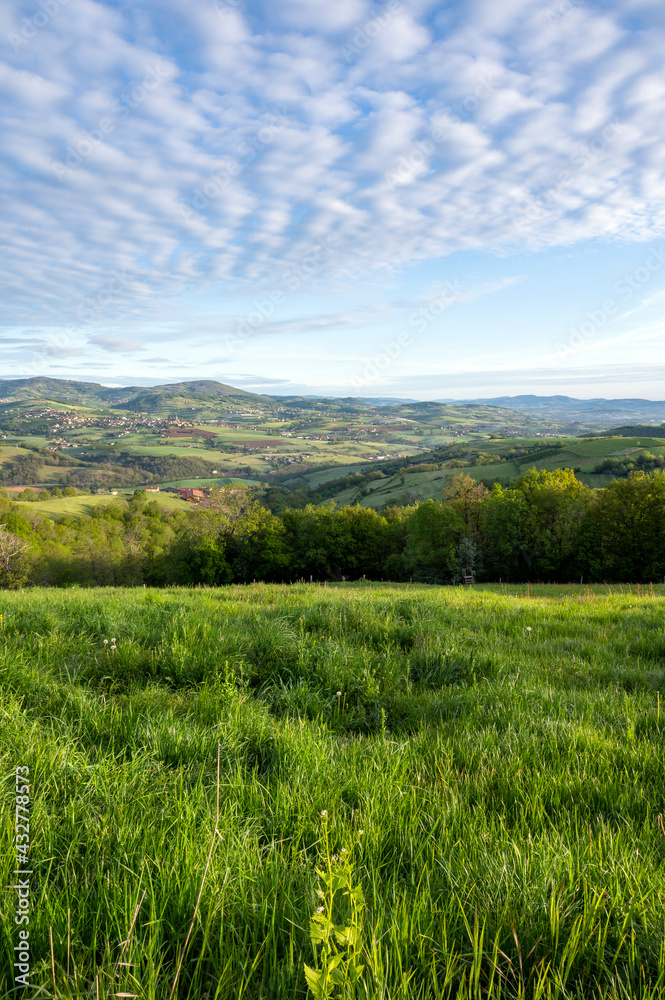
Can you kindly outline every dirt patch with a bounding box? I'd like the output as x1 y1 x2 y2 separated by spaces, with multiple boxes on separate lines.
167 428 216 439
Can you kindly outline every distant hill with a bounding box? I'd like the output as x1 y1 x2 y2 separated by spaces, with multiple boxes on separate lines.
0 378 532 424
0 377 271 413
442 395 665 424
117 380 271 413
0 377 127 406
590 424 665 438
2 378 663 429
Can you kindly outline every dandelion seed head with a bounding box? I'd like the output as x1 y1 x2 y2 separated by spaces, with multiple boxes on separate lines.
336 691 342 697
103 639 108 644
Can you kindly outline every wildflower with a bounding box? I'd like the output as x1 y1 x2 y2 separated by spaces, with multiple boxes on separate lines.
317 889 325 898
358 829 364 836
340 847 347 853
316 906 324 913
320 810 328 817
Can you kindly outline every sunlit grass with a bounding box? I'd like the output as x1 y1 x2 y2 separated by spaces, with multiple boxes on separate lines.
1 583 664 998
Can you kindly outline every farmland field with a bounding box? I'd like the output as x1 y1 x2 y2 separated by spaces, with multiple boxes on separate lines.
158 476 261 488
1 583 664 999
13 491 188 519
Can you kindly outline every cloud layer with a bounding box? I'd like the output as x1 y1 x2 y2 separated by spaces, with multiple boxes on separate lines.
2 0 665 336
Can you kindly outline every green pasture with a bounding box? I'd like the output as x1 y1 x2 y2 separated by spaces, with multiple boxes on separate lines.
118 445 231 461
3 435 51 447
159 477 261 488
17 492 186 520
568 437 665 457
0 445 26 461
212 428 295 441
296 464 375 487
1 583 664 999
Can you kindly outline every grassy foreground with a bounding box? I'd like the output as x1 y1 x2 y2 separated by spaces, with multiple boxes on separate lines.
1 582 664 999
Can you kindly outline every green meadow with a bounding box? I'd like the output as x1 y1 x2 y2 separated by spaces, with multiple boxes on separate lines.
1 583 664 999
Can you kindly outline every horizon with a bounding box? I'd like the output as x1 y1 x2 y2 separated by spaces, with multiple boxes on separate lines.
2 373 665 405
2 1 665 398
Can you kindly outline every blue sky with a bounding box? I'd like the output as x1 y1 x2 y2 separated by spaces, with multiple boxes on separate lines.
2 0 665 399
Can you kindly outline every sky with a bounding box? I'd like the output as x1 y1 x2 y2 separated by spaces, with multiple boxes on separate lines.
2 0 665 400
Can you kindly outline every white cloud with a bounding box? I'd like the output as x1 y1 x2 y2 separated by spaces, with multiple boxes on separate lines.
89 336 145 352
0 0 664 336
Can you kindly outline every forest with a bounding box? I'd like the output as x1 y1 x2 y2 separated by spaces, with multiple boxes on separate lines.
1 467 664 588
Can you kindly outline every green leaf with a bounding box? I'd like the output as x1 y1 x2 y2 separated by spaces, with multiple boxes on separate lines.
348 886 365 904
334 925 352 945
348 963 365 982
304 964 325 997
310 913 334 944
331 873 347 892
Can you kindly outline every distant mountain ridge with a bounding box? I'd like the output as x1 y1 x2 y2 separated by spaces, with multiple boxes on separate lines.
0 377 270 410
439 394 665 422
1 378 664 426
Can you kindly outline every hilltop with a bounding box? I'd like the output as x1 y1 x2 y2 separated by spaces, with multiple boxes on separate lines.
450 394 665 424
0 377 268 412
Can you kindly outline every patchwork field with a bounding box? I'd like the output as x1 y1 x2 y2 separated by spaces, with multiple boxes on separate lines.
1 583 664 998
317 436 665 508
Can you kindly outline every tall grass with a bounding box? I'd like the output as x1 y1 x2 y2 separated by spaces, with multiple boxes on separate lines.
1 582 664 998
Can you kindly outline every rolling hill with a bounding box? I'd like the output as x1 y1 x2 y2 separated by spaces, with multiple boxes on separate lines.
0 377 269 412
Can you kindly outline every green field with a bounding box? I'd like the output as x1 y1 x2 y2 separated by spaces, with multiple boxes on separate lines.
18 492 187 519
120 445 235 461
158 477 261 488
1 584 664 999
316 435 665 509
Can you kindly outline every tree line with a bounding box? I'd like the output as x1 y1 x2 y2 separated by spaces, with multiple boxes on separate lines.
0 444 253 490
0 468 664 588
